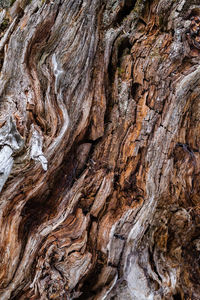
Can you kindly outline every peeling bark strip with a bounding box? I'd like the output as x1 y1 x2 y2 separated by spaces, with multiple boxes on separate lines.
0 0 200 299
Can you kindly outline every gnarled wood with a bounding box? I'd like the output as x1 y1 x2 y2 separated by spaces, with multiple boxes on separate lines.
0 0 199 299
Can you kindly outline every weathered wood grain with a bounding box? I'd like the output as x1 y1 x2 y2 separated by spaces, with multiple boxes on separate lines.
0 0 199 299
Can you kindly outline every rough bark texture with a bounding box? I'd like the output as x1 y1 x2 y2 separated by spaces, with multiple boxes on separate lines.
0 0 199 299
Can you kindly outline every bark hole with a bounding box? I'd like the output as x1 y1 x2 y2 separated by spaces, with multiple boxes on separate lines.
113 0 137 26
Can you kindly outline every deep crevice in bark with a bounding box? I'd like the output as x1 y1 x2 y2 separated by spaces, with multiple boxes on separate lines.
113 0 137 27
0 0 200 299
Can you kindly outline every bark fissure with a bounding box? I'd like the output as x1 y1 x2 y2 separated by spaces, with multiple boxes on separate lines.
0 0 199 299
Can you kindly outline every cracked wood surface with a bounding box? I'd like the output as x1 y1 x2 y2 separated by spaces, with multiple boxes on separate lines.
0 0 199 299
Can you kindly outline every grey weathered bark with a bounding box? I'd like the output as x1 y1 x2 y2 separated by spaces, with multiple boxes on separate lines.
0 0 200 299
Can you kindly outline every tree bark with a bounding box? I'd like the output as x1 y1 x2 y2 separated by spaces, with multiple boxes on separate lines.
0 0 199 299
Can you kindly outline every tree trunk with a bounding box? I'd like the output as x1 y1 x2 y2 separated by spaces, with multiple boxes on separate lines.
0 0 199 299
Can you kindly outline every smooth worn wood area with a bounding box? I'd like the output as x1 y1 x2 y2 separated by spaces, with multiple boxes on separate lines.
0 0 199 299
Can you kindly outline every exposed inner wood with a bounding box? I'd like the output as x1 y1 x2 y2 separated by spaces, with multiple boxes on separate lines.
0 0 199 299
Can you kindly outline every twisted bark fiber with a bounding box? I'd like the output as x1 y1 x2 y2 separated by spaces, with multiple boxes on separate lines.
0 0 199 299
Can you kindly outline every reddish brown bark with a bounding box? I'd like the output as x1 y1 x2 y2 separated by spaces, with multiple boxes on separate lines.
0 0 199 299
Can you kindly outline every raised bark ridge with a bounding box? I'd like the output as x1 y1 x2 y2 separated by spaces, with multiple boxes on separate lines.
0 0 199 299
